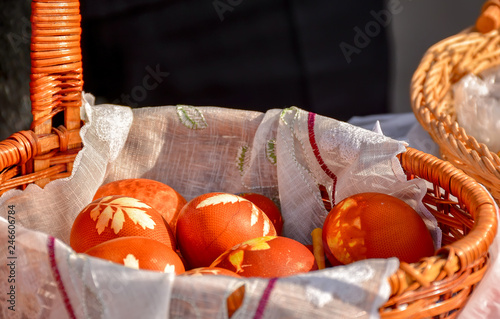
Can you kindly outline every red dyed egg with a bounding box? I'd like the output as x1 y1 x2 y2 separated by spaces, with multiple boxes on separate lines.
322 192 435 265
85 236 185 274
181 267 241 278
70 195 176 253
176 192 277 269
210 236 317 278
93 178 187 234
238 193 283 235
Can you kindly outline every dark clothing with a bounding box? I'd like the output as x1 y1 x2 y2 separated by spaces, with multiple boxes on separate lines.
81 0 390 121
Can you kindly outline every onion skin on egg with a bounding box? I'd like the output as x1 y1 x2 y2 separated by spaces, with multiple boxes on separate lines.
176 192 277 269
210 236 317 278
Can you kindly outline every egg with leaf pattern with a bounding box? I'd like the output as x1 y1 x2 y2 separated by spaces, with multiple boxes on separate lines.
176 192 277 269
210 236 317 278
93 178 187 235
70 195 176 253
322 192 435 265
85 236 185 274
237 193 283 235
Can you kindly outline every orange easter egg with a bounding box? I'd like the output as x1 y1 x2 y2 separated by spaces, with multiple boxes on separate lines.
93 178 186 234
210 236 317 278
322 192 435 265
85 236 185 274
176 192 277 269
70 195 176 253
238 193 283 235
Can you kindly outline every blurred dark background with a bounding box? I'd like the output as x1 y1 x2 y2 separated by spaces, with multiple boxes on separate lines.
0 0 483 140
0 0 32 140
80 0 390 121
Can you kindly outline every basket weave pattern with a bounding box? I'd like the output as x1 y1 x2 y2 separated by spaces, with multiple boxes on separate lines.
0 0 83 195
411 24 500 202
0 1 497 318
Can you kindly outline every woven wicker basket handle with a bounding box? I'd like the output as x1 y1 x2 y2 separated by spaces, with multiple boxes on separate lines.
30 0 83 133
477 0 500 33
0 0 82 188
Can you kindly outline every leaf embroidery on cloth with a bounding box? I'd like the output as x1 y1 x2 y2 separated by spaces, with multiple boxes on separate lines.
236 145 249 175
266 139 277 165
176 105 208 129
89 196 156 235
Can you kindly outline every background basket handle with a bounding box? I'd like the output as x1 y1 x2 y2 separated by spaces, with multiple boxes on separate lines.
476 0 500 33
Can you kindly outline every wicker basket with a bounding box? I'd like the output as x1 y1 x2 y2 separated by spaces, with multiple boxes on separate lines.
411 1 500 203
0 1 497 318
0 0 83 195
